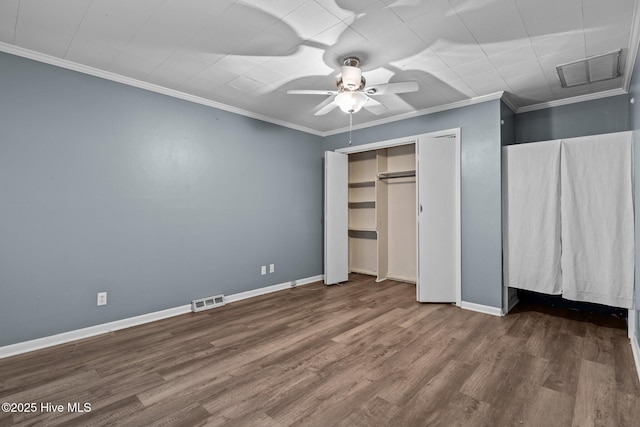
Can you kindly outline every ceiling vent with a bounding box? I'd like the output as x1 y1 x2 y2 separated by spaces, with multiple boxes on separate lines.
556 50 622 88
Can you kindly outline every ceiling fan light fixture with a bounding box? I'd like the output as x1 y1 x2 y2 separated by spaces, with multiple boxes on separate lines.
336 91 368 113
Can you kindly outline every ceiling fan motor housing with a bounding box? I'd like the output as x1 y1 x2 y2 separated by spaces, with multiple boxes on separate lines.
339 67 366 91
339 57 365 91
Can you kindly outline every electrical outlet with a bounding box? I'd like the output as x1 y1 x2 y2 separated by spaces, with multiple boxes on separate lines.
269 264 275 273
97 292 107 306
261 265 266 275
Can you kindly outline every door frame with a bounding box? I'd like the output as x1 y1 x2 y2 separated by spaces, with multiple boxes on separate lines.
336 128 461 307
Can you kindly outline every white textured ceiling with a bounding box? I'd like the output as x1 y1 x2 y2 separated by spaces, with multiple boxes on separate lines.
0 0 638 134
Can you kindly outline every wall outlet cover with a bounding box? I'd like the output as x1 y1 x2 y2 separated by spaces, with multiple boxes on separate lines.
97 292 107 306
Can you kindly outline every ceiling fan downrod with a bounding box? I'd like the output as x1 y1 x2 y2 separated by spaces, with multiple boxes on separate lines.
343 57 360 68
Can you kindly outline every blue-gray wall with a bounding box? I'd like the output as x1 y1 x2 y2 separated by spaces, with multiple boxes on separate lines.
515 94 631 144
0 52 324 346
324 101 504 309
501 101 515 146
629 45 640 341
4 43 637 349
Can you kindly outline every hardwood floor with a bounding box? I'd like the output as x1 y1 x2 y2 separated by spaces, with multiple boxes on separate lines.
1 274 638 426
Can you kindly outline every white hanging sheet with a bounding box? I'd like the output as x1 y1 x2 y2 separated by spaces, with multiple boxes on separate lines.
560 132 634 309
503 140 562 295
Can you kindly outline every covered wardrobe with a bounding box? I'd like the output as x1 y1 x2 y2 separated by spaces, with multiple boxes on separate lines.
502 131 635 314
324 130 461 304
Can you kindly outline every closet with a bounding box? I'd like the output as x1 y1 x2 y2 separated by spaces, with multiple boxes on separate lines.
324 130 462 305
502 131 634 311
348 145 417 282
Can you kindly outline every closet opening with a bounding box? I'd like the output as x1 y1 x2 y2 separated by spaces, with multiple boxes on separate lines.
325 129 461 306
348 144 417 284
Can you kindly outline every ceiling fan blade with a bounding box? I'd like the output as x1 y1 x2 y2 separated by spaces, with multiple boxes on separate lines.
287 89 337 95
365 81 419 95
314 97 338 116
363 97 389 115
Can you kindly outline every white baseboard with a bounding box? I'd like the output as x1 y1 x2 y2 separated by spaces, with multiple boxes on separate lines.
224 275 322 303
624 309 639 384
0 274 324 359
632 333 640 385
0 305 191 360
461 301 504 317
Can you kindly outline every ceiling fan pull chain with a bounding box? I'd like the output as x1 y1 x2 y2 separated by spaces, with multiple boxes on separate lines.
349 112 353 146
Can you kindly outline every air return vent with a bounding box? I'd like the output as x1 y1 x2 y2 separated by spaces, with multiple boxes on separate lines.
191 294 225 312
556 50 621 88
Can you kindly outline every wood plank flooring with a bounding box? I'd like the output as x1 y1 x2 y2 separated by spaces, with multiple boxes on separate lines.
1 274 638 426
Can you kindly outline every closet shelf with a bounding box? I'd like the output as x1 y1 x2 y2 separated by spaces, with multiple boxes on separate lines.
348 180 376 187
378 170 416 179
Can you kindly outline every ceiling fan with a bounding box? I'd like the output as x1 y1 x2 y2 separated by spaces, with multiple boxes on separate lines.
287 57 419 116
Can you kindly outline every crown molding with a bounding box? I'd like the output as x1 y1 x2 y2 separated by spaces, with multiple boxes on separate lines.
500 92 520 113
623 0 640 91
0 42 325 137
516 88 629 114
0 42 504 137
3 38 637 136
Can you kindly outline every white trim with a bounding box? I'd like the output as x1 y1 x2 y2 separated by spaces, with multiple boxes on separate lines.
629 308 637 389
0 274 323 359
295 275 324 286
4 36 639 136
516 88 628 114
460 301 504 317
453 129 462 308
336 136 417 154
224 275 322 303
632 332 640 385
0 42 324 137
335 129 462 308
336 127 459 154
501 92 520 113
623 0 640 92
0 305 191 359
0 43 505 138
324 93 505 137
0 43 504 138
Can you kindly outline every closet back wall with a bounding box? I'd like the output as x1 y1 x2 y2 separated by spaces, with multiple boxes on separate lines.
0 52 324 347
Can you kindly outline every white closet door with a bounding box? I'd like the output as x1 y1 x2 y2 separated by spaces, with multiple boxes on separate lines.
324 151 349 285
416 137 458 302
